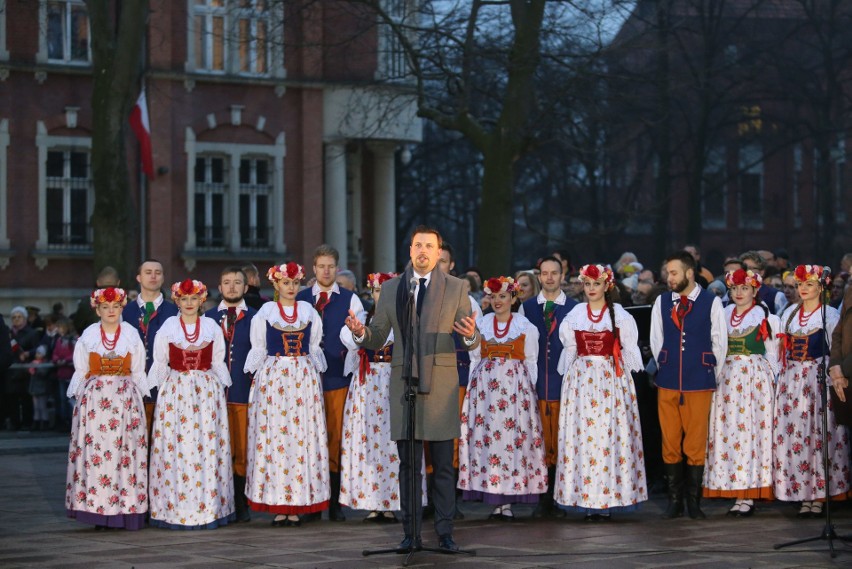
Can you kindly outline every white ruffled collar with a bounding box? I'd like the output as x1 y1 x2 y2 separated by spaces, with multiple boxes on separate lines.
259 300 316 329
479 312 531 342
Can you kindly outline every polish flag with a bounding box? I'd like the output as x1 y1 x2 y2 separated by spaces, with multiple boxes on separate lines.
129 88 154 179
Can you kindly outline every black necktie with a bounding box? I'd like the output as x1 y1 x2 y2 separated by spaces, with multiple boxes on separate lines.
416 278 427 317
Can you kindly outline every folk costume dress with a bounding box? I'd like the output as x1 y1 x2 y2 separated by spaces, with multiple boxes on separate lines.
339 326 402 511
554 303 646 513
65 322 149 529
773 304 851 501
243 300 330 514
146 316 235 529
704 306 780 500
457 313 547 505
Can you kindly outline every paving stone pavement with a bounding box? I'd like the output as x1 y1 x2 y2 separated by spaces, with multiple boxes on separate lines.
1 431 851 568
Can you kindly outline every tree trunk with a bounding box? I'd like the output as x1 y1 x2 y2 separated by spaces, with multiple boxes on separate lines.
86 0 148 283
476 141 515 277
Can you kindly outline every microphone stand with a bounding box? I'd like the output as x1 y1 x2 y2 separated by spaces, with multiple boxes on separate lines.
775 293 852 558
363 278 474 566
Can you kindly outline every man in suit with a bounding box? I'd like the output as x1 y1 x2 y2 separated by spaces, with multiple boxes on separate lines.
345 226 479 552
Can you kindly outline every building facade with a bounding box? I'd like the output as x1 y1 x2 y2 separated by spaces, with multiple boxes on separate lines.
0 0 421 313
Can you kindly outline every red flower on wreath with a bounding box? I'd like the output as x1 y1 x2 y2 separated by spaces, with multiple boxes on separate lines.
180 279 195 294
584 264 600 280
485 278 503 294
794 265 808 282
285 262 300 280
103 288 117 302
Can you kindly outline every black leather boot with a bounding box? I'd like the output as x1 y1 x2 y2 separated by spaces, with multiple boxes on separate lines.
685 464 707 519
234 475 251 522
661 462 684 519
329 471 346 521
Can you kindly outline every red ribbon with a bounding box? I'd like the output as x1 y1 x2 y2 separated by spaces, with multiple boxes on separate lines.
612 338 624 377
357 349 370 385
756 319 770 342
776 332 788 368
670 297 692 330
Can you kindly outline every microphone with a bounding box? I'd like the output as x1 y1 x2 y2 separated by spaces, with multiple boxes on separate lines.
823 266 833 287
409 277 419 296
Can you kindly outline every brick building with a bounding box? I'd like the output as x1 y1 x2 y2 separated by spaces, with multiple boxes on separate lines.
0 0 421 313
604 0 852 274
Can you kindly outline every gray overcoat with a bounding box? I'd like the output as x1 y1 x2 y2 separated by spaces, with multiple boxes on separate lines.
358 266 479 441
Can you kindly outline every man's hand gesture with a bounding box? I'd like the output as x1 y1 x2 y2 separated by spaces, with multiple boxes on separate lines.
345 309 366 338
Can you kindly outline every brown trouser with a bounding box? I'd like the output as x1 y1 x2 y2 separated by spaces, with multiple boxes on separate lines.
658 388 713 465
144 400 156 442
228 402 248 477
453 386 467 469
538 400 561 468
324 387 348 473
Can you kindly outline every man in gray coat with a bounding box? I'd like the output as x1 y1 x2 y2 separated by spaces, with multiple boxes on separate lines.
346 226 479 552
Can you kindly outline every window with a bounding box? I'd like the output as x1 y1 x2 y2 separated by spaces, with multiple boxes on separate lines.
0 0 9 61
702 146 727 229
35 122 93 252
188 0 283 77
41 0 90 65
238 157 271 249
183 129 286 263
376 0 412 81
194 155 228 248
738 143 763 228
0 119 9 269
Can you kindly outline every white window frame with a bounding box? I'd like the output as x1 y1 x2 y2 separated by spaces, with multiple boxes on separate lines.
185 0 285 78
34 121 94 251
0 0 9 61
376 0 413 82
37 0 92 66
701 146 727 229
183 128 286 258
738 143 764 230
237 155 274 250
0 119 10 269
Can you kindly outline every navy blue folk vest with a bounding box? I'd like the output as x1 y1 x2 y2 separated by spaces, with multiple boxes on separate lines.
296 288 353 391
123 299 179 402
656 289 717 392
522 296 577 401
205 305 256 404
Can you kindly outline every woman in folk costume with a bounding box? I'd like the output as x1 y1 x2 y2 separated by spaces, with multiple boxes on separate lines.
457 276 547 521
704 269 780 517
244 262 329 527
339 272 402 522
774 265 850 518
554 264 646 520
147 279 235 529
65 287 149 529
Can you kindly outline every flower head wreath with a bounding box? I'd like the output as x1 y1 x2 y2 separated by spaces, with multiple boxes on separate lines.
579 264 615 290
171 279 208 301
267 262 305 284
725 268 762 290
483 276 518 296
90 287 128 308
794 264 831 287
366 272 398 290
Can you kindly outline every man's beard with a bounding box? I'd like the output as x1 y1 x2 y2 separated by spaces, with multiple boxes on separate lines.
671 277 690 293
222 292 244 304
